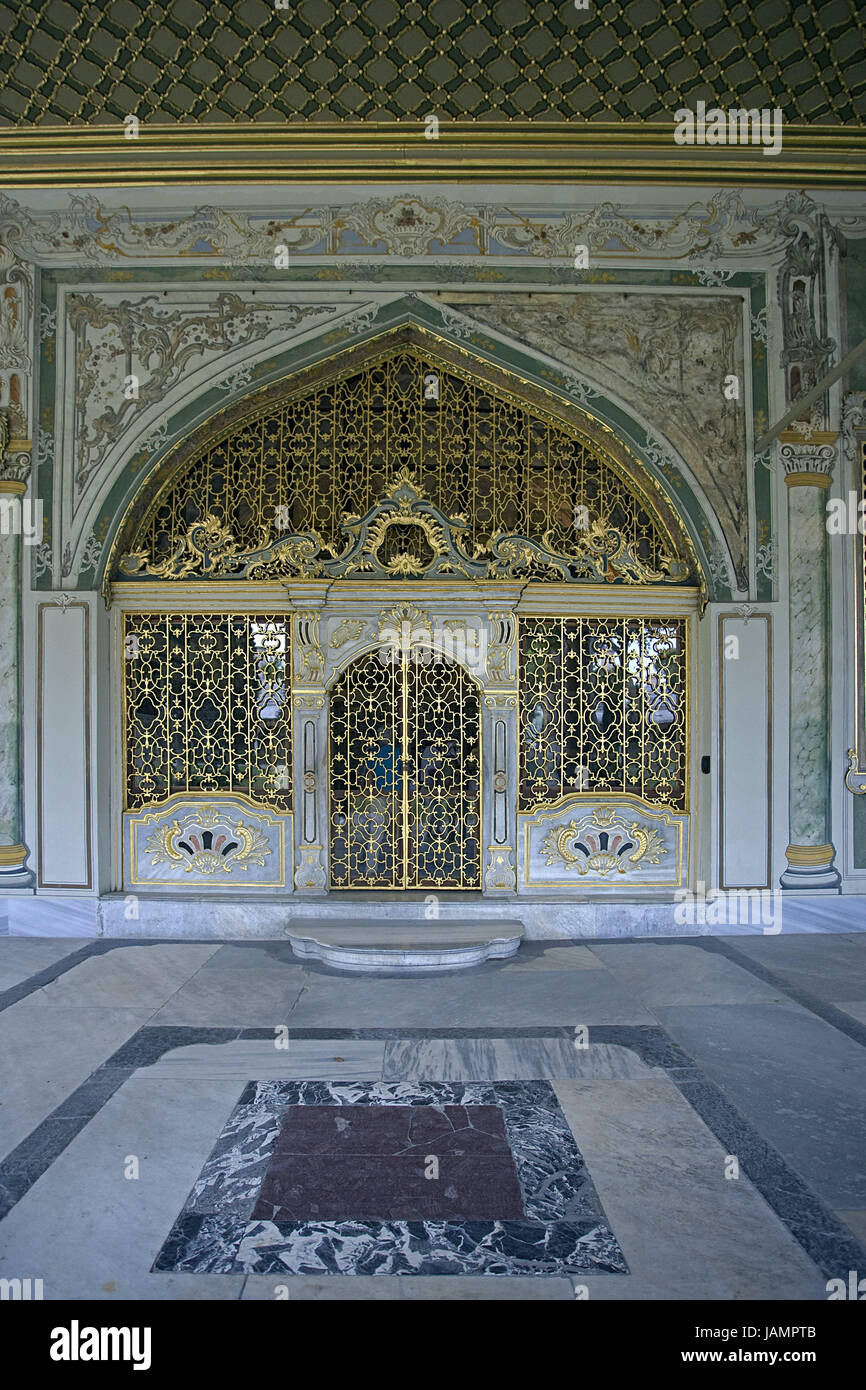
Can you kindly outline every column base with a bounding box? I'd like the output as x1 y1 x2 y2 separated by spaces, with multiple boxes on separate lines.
293 845 328 894
780 843 841 891
0 844 34 887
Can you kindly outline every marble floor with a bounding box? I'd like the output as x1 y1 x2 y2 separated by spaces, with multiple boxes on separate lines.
1 931 865 1300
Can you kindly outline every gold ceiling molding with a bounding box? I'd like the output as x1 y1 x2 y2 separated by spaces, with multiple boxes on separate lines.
1 124 864 188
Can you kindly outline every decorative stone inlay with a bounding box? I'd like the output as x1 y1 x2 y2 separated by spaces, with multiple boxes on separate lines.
521 796 686 891
541 806 667 877
145 806 271 876
153 1079 627 1278
124 796 288 889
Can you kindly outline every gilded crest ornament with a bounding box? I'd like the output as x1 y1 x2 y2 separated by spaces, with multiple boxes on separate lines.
145 805 272 875
111 345 694 591
541 807 668 877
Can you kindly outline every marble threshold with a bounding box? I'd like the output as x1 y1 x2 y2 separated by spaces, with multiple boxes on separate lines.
1 892 865 939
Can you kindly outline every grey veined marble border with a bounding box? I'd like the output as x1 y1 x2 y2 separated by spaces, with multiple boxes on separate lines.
152 1080 629 1278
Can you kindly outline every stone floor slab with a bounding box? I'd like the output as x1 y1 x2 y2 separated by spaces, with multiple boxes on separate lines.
381 1038 655 1081
0 1073 247 1300
725 933 866 1002
655 1001 866 1209
16 944 222 1009
589 941 799 1008
553 1078 826 1299
0 939 95 992
286 970 655 1028
0 1003 153 1162
147 1039 387 1080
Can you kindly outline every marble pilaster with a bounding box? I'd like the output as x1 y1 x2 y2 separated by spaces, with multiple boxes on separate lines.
0 445 34 884
286 586 330 894
779 434 840 890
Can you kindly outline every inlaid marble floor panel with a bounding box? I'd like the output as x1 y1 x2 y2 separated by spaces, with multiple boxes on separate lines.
555 1078 827 1301
1 933 864 1300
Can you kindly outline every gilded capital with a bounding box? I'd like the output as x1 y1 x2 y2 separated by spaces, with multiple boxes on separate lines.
0 413 31 486
779 438 836 488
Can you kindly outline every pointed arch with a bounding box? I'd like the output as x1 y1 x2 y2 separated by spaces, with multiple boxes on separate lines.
103 325 703 598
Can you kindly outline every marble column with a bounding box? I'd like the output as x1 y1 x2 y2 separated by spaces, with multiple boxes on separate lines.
0 438 34 885
779 434 841 890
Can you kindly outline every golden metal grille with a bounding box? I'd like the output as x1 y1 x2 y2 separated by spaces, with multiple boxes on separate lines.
123 612 291 811
329 646 481 890
119 347 682 585
519 616 688 812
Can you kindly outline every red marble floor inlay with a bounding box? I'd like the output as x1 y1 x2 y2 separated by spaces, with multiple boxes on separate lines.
251 1104 526 1222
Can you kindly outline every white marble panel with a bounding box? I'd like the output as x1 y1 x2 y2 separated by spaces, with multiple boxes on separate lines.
719 615 771 888
37 602 91 888
7 896 99 936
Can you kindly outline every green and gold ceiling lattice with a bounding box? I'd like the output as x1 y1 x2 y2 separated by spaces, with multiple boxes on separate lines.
0 0 863 127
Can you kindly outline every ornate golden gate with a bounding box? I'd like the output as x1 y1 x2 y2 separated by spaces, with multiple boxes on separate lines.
328 647 481 890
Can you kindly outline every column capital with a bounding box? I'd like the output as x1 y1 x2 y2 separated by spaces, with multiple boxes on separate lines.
0 425 32 486
779 435 837 488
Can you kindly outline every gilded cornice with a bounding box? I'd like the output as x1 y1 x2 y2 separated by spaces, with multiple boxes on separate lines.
0 124 864 189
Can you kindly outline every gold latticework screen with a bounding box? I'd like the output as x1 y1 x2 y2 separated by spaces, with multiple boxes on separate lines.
519 617 688 812
329 647 481 890
119 347 680 583
123 613 291 810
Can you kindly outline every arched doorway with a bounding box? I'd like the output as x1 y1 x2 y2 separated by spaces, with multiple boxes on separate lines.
329 646 481 890
110 328 701 899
